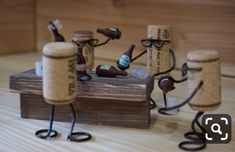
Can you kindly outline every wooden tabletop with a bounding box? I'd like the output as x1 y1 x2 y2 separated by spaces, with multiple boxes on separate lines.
0 52 234 152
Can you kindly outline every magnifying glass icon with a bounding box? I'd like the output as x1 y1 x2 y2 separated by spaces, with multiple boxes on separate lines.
211 123 222 135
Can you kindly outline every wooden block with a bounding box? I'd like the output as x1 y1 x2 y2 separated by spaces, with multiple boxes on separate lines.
10 69 154 128
0 0 35 54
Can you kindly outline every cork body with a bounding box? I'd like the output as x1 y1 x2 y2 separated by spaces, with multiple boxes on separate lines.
73 31 94 70
42 42 77 105
147 25 171 78
187 50 221 111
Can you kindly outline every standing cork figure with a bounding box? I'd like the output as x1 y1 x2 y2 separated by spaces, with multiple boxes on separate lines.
157 50 221 151
178 50 221 151
142 25 173 78
35 42 92 142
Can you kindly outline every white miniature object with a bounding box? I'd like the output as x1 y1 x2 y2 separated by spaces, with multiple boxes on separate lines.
131 68 150 80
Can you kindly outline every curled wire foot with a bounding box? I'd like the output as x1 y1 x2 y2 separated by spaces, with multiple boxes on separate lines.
68 132 92 142
157 93 179 115
158 108 175 115
35 129 58 139
68 104 92 142
35 105 58 139
178 140 206 151
178 111 207 151
179 132 206 151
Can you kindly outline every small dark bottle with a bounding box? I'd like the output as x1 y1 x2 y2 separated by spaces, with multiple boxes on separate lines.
96 28 121 40
117 44 135 71
96 64 127 77
76 47 91 81
48 20 65 42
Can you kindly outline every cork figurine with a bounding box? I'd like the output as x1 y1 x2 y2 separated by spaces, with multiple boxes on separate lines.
141 25 175 78
35 42 92 142
121 25 176 78
73 31 96 71
72 28 122 72
114 26 176 110
157 50 221 151
178 50 221 151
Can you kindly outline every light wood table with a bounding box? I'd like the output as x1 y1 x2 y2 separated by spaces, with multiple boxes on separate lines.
0 52 234 152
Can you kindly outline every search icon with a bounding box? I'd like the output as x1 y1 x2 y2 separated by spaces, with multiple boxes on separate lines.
211 123 222 135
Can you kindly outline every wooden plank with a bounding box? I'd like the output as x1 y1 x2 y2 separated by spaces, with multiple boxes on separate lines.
20 93 150 128
36 0 235 72
10 69 153 128
10 69 154 102
0 0 35 54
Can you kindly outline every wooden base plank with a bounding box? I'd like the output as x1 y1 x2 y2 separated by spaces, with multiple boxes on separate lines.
11 69 154 128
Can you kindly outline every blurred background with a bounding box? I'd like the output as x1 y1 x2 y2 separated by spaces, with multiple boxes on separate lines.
0 0 234 74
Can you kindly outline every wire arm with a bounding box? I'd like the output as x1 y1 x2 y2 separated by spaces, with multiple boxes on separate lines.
94 37 112 47
158 81 203 113
131 49 147 63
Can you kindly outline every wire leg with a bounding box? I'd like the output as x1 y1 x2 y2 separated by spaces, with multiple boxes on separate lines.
163 93 167 107
158 93 176 115
150 97 157 110
178 111 206 151
35 105 58 139
67 104 92 142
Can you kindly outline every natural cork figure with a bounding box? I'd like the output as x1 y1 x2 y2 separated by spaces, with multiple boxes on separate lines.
35 42 92 142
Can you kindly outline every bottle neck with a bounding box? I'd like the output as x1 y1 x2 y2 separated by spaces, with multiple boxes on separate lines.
125 44 135 58
77 47 83 55
77 47 86 64
51 28 59 36
125 49 133 58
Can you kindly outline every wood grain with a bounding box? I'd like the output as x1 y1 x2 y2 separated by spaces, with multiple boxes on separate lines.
20 93 150 128
10 69 154 101
0 0 35 54
10 69 154 128
36 0 235 72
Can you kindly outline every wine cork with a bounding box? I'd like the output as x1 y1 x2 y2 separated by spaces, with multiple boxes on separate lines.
73 31 94 70
42 42 77 105
187 50 221 111
147 25 171 78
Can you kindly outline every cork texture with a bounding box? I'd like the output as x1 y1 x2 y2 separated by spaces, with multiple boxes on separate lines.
187 50 219 61
147 25 171 77
187 50 221 111
73 30 94 70
42 42 77 57
42 42 77 105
